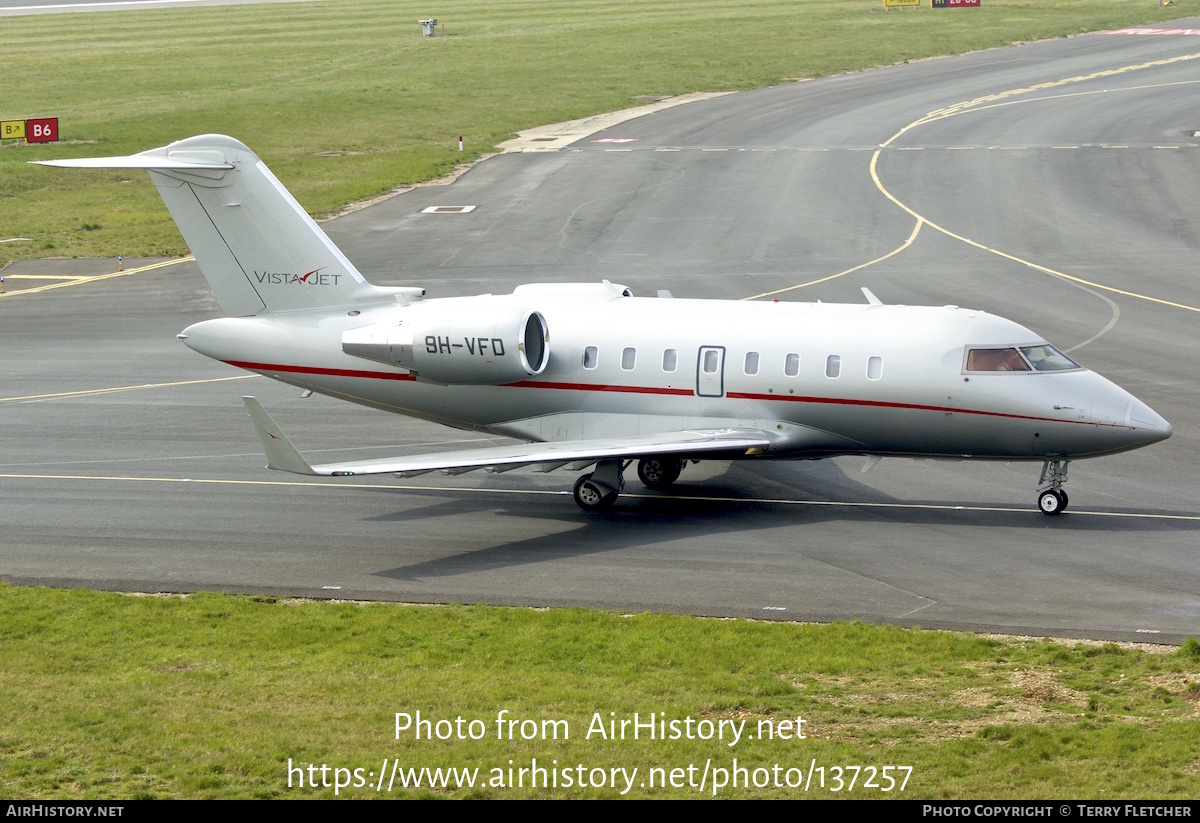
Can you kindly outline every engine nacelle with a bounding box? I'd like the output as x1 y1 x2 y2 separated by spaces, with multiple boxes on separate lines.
342 305 549 384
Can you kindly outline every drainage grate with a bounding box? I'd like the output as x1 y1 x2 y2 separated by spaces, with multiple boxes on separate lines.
420 205 477 214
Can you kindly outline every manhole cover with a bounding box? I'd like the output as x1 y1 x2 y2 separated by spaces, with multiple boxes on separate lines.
420 205 477 214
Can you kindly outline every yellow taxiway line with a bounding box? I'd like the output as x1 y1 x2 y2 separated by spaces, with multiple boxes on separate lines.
869 53 1200 315
0 256 194 298
741 218 923 301
0 374 258 405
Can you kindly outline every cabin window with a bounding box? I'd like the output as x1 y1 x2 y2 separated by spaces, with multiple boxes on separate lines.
662 349 677 372
622 347 636 370
744 352 759 375
825 355 841 378
867 356 883 381
785 353 800 376
583 346 598 370
703 349 720 374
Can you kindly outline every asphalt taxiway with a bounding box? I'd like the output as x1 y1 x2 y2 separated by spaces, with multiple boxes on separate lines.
3 23 1199 642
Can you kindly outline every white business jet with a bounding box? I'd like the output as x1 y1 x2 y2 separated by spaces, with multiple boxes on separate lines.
37 135 1172 513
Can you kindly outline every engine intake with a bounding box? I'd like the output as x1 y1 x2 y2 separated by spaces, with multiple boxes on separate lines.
342 305 549 384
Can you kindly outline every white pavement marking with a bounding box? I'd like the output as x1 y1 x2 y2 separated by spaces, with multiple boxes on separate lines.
2 472 1198 521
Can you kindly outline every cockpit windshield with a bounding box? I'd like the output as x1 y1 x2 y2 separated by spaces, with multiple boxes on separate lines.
965 344 1079 373
1019 344 1079 371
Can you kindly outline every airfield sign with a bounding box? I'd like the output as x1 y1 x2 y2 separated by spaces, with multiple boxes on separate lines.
1 117 59 144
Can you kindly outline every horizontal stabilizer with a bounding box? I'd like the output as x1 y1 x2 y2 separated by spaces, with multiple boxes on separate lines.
241 397 772 478
34 156 233 170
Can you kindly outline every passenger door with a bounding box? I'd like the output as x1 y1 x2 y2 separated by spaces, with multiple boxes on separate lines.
696 346 726 398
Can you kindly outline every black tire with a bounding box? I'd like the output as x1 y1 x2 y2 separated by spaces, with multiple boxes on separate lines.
1038 489 1065 516
637 457 682 490
574 474 617 511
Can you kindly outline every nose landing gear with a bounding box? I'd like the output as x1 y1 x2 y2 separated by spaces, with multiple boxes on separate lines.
1037 459 1070 515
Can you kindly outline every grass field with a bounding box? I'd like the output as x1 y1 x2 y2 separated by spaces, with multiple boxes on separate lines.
1 0 1198 267
1 586 1198 799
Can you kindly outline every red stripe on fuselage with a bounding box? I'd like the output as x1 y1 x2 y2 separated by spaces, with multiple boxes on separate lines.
223 360 417 381
221 360 1123 429
502 379 693 395
726 391 1107 428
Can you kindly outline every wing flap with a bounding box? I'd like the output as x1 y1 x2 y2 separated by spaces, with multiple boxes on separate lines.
242 397 771 478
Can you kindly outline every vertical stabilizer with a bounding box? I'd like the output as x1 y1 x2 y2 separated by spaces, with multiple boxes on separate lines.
35 134 386 316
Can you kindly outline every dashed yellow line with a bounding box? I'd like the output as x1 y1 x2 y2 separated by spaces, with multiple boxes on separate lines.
908 53 1200 128
0 256 195 297
0 374 259 405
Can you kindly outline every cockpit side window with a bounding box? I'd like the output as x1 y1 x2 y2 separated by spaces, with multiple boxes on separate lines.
965 347 1031 372
964 345 1080 373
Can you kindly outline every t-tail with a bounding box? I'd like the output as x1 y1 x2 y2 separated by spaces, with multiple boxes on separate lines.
35 134 406 316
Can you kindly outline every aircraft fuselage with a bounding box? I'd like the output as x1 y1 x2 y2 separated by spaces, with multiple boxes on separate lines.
180 291 1170 463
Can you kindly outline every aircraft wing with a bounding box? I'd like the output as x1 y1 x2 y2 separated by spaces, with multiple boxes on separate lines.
242 397 771 478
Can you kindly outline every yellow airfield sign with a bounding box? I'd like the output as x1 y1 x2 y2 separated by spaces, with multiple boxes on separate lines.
2 120 26 139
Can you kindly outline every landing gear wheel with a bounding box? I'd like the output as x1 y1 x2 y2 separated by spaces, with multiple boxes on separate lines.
1038 489 1066 516
637 457 683 490
574 474 617 511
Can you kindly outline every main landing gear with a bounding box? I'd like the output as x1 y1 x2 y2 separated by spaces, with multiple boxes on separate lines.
572 460 624 511
1037 459 1070 516
636 457 685 490
572 457 689 510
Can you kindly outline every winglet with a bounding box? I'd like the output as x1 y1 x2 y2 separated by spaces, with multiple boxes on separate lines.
241 397 318 475
861 287 883 307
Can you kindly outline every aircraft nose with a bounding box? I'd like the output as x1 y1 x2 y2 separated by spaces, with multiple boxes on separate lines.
1126 398 1172 445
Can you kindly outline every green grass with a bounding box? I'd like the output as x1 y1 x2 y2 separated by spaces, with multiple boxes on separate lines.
1 0 1197 267
1 585 1198 798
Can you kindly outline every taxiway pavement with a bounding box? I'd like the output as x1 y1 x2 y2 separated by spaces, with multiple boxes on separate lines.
3 23 1199 642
